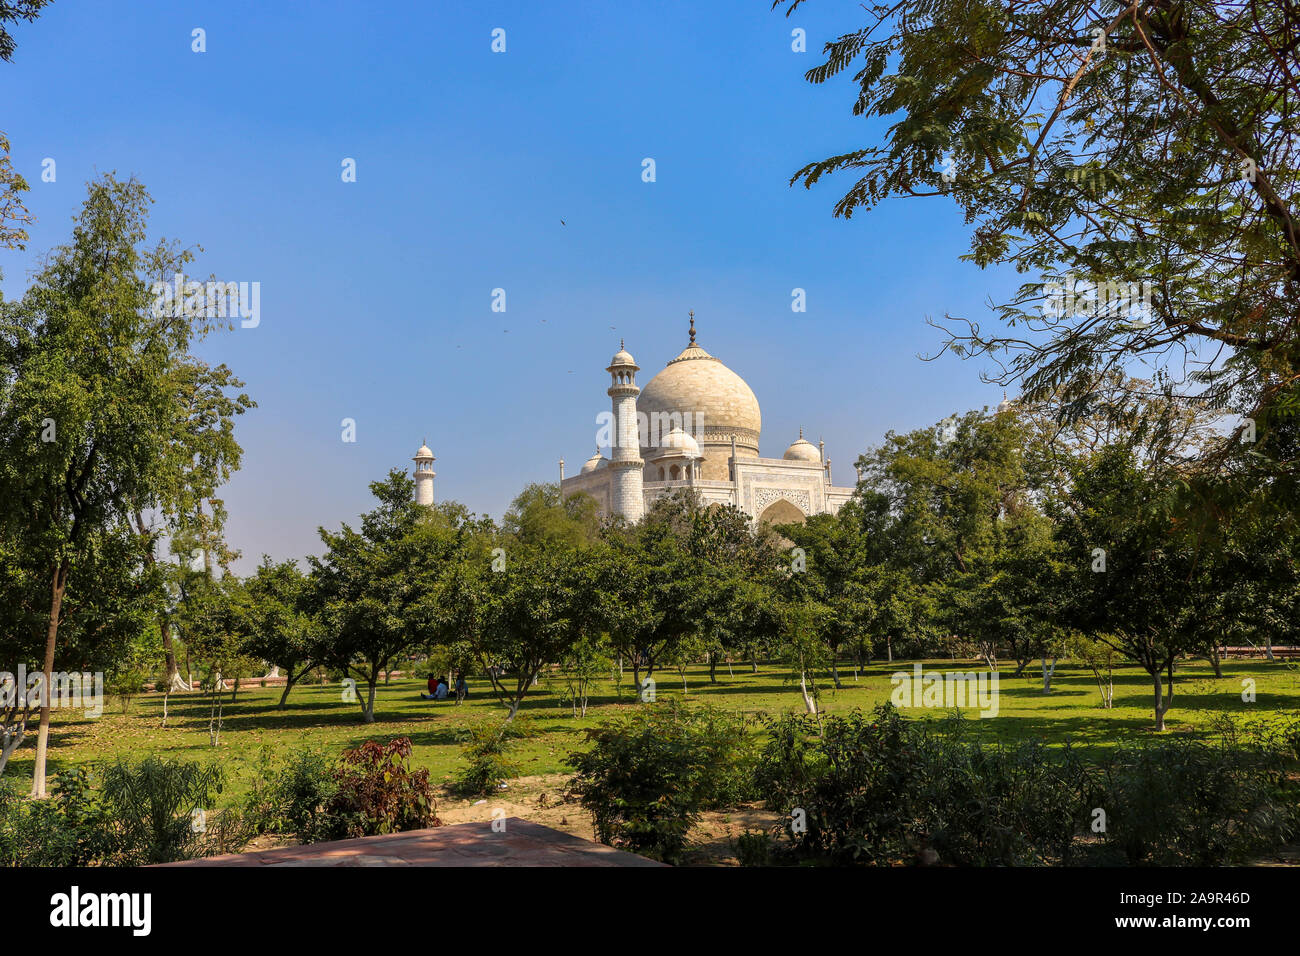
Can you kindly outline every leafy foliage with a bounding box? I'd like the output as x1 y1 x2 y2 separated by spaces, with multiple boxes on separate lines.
778 0 1300 479
313 737 437 841
566 702 757 863
754 703 1300 866
452 719 527 797
98 756 244 864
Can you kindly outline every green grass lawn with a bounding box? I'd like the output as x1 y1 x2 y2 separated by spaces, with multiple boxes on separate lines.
9 657 1300 804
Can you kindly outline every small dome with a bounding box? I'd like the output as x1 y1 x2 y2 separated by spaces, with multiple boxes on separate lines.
580 449 609 474
414 443 434 460
608 341 637 369
654 426 700 459
783 434 821 462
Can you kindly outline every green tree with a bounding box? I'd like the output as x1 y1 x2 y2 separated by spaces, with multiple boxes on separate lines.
477 544 595 722
781 511 876 687
1054 446 1204 730
0 2 50 250
131 356 252 690
0 131 31 251
0 1 49 62
780 0 1298 477
0 174 250 795
239 558 322 707
308 471 443 722
503 482 600 549
0 524 157 774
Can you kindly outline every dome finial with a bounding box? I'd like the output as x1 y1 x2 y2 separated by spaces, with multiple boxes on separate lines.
620 337 624 350
688 310 696 345
799 425 803 439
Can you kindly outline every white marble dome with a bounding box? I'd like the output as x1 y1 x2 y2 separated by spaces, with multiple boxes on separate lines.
638 343 761 442
608 344 637 368
654 425 701 459
783 434 821 462
580 449 609 474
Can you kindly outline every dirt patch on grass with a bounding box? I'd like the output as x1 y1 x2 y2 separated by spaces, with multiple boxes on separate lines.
435 774 598 841
434 774 783 865
679 805 785 866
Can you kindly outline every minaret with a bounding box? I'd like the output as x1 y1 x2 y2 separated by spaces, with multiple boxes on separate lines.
558 458 565 482
606 340 644 522
412 440 436 506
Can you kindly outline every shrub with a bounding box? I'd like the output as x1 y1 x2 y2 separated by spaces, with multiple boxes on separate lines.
754 703 1300 867
566 701 758 864
453 720 526 797
1097 735 1300 866
0 767 117 866
99 756 246 864
313 737 437 841
911 735 1097 866
756 705 1101 865
734 829 780 867
241 748 339 839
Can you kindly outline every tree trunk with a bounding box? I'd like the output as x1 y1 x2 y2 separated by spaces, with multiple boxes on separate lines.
799 671 817 715
0 705 33 776
1153 672 1165 731
30 559 69 798
133 512 185 689
830 652 842 689
886 635 893 663
708 655 717 683
160 616 184 688
1208 643 1223 677
362 678 378 723
1152 665 1173 731
278 675 297 708
1041 656 1057 694
208 688 224 746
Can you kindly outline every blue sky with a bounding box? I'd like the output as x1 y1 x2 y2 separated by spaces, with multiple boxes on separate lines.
1 0 1020 572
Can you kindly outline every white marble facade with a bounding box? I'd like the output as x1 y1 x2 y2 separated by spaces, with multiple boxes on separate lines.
558 315 856 525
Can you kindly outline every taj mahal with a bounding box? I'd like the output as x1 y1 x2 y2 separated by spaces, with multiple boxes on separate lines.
412 313 855 526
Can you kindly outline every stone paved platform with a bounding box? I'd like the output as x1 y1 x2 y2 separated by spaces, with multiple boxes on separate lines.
157 818 665 867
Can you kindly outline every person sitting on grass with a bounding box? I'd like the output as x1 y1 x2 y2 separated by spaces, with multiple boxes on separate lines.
433 678 449 700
